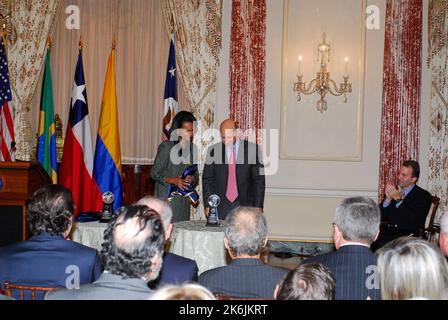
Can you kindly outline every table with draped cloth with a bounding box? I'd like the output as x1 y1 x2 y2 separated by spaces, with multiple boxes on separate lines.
169 220 229 274
72 220 229 274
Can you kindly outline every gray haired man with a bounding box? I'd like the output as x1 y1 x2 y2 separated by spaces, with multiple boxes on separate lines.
303 197 381 300
199 207 287 299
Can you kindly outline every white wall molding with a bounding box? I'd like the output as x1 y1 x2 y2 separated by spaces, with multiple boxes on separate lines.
266 186 378 198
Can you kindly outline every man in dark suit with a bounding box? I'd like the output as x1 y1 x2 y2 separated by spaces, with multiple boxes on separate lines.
46 205 165 300
304 197 381 300
372 160 432 251
0 185 102 300
202 119 265 220
137 196 198 287
199 207 287 299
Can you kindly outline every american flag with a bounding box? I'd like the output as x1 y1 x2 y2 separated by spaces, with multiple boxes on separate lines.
0 37 15 161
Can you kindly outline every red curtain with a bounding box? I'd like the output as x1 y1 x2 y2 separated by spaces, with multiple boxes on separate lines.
229 0 266 143
378 0 423 201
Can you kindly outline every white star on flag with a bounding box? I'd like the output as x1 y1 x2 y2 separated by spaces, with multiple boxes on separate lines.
72 83 86 107
169 66 176 78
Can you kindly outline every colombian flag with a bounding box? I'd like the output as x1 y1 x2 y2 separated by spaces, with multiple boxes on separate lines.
93 47 123 211
37 49 57 183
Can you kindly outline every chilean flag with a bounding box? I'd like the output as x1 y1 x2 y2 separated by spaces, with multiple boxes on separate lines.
59 48 102 215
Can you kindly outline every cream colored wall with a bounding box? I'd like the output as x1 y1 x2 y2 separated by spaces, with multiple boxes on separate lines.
217 0 431 242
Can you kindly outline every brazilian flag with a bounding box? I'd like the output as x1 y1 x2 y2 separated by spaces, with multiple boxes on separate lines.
36 48 57 183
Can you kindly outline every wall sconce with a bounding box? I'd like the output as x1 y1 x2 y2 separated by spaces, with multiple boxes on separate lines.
293 33 352 113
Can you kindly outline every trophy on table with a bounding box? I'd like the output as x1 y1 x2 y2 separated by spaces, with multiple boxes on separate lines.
99 191 115 223
206 194 220 227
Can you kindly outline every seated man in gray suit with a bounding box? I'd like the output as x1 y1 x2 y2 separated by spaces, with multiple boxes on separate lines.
137 196 199 287
303 197 381 300
46 205 165 300
199 207 287 299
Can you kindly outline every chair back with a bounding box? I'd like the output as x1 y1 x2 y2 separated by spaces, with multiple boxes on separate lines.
215 293 270 300
4 282 55 300
422 196 440 243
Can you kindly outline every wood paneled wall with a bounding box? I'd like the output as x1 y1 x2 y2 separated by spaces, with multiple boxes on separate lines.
122 164 155 204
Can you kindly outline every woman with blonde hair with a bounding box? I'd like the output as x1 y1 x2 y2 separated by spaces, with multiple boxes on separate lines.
150 283 216 300
377 237 448 300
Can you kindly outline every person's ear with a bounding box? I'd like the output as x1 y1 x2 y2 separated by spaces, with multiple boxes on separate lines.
411 176 418 184
440 233 448 256
224 238 230 251
165 223 173 241
274 284 280 299
64 217 73 239
262 237 268 248
148 253 162 281
372 229 380 242
333 224 342 248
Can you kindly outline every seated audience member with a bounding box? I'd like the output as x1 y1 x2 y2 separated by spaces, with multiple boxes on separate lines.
439 213 448 258
199 207 287 299
0 185 102 299
150 284 215 300
377 237 448 300
275 263 335 300
372 160 432 251
137 196 199 287
46 205 165 300
303 197 381 300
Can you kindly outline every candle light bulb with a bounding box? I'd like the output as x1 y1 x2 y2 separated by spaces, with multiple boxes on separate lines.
344 57 349 77
298 56 303 76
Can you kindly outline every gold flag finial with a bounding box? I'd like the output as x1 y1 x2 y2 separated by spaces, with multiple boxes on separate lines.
79 35 83 50
47 36 52 50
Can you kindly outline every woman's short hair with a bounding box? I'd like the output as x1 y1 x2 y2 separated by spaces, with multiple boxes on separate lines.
167 111 197 139
150 284 216 300
27 185 74 236
276 263 335 300
377 237 448 300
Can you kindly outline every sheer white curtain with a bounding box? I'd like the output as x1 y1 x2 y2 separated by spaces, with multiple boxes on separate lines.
31 0 189 164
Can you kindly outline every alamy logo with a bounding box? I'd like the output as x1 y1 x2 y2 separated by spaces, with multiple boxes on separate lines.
366 5 381 30
65 265 80 290
65 5 80 30
365 265 380 290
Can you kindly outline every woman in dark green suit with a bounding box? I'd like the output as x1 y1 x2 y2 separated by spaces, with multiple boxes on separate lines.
151 111 199 222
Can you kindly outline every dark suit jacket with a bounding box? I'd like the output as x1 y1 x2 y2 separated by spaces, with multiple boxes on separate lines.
149 252 198 288
304 245 381 300
0 233 102 299
202 140 265 217
45 273 152 300
380 184 432 234
198 258 288 299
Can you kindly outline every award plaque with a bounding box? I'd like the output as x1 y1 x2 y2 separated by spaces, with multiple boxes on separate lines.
99 191 115 223
206 194 220 227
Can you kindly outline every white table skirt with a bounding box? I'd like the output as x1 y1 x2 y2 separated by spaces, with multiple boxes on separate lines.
72 219 229 275
71 221 107 252
169 220 229 275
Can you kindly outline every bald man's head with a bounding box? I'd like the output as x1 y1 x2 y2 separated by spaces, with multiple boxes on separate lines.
220 119 238 146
